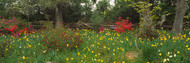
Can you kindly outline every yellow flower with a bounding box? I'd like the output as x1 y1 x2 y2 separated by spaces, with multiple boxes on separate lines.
177 51 180 54
71 57 73 60
98 59 100 61
112 43 115 45
23 56 26 60
168 36 170 38
95 54 97 57
147 62 150 63
28 44 31 48
161 27 164 29
26 38 29 42
66 58 69 61
159 53 162 56
160 43 163 45
113 53 115 55
101 60 103 62
173 41 176 42
108 47 110 50
117 47 119 50
92 51 94 53
84 55 86 58
122 61 125 63
81 60 83 62
188 48 190 50
6 48 8 51
67 44 69 47
113 49 115 52
122 49 124 51
76 33 79 35
91 44 94 47
78 52 80 55
164 38 167 41
151 44 154 47
126 38 129 41
186 45 189 48
98 53 100 55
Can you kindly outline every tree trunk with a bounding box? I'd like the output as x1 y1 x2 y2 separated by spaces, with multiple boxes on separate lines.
55 3 63 28
172 0 189 34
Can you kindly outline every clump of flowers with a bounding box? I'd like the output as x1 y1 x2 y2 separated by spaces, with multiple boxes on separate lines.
115 17 133 33
0 17 33 37
42 25 83 51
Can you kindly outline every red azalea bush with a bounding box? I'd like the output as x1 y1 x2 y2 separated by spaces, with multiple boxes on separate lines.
42 26 83 51
115 17 133 33
0 17 33 37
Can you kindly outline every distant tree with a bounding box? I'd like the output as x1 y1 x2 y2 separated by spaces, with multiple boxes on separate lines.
0 0 16 18
37 0 70 28
172 0 189 34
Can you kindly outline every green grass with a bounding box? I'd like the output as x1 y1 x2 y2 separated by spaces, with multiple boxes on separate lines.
0 29 190 63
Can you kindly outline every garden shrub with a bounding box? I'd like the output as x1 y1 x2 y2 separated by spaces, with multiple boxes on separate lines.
39 21 54 30
42 26 83 51
115 17 133 33
90 11 105 32
138 28 159 40
0 17 31 36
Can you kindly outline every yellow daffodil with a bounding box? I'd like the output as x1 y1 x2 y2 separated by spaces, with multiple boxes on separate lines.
186 45 189 48
159 53 162 56
23 56 26 60
84 55 86 58
67 44 69 47
101 60 103 62
92 51 94 53
177 51 180 54
71 57 73 60
78 52 80 55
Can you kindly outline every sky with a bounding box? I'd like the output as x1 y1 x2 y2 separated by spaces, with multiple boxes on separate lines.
92 0 115 10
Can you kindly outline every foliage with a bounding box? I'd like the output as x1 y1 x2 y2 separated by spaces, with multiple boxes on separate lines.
39 21 54 30
129 1 161 39
96 0 110 13
90 11 105 32
106 0 140 23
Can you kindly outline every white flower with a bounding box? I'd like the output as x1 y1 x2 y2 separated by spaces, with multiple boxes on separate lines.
174 54 176 57
169 55 173 58
158 50 161 52
120 41 123 43
19 46 22 48
163 58 167 62
43 50 46 53
167 58 169 61
167 52 170 54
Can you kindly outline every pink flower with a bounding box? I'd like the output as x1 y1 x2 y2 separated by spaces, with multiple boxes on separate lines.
99 26 104 31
